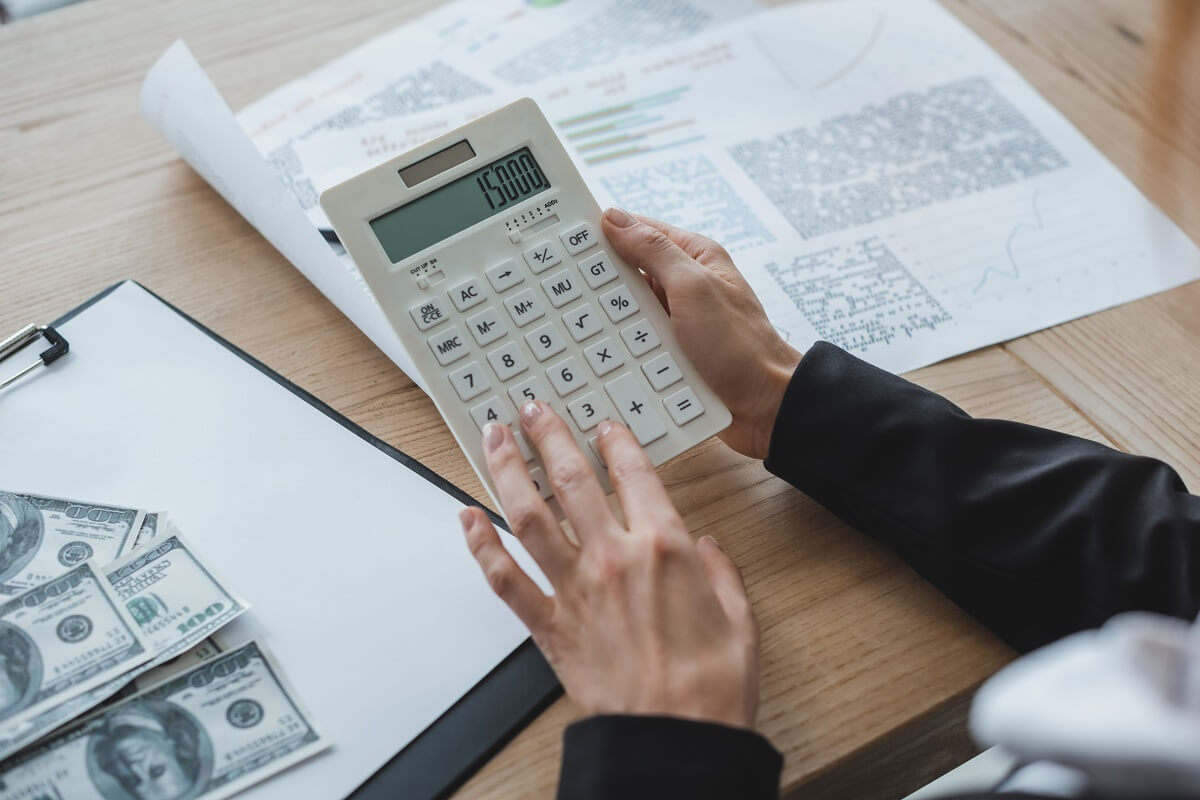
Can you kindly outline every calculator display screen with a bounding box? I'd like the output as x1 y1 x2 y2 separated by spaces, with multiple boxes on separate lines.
370 147 551 264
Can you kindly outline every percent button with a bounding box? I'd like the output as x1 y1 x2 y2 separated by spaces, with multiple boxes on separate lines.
599 284 639 323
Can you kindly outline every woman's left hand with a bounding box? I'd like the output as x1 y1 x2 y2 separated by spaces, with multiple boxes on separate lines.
459 401 760 728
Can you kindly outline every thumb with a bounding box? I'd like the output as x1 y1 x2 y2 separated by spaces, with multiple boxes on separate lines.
602 207 699 292
697 535 757 641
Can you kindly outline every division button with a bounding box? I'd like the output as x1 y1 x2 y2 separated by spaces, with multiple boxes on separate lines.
583 336 625 377
409 297 449 331
448 361 490 402
560 222 598 256
547 356 588 396
641 352 682 391
448 278 487 312
487 341 530 382
663 387 704 426
567 391 615 432
469 395 513 431
562 302 603 342
577 251 618 290
466 307 507 347
540 269 583 308
427 325 470 367
524 322 567 362
599 284 639 323
523 240 563 274
604 372 667 446
503 287 547 328
486 259 524 293
620 319 661 357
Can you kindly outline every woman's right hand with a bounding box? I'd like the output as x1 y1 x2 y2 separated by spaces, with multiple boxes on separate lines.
601 208 803 460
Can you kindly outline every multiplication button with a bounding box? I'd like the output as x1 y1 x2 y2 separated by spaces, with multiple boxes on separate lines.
641 352 682 391
664 387 704 425
409 297 448 331
503 288 546 327
486 259 524 293
583 337 625 377
604 372 666 446
559 222 597 256
599 284 638 323
620 319 660 357
428 325 469 366
577 251 618 290
523 240 562 274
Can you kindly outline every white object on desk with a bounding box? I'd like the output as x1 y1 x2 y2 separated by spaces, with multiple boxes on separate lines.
320 98 731 516
0 282 547 799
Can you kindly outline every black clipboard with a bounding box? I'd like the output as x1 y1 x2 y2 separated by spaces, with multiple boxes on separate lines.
35 281 562 800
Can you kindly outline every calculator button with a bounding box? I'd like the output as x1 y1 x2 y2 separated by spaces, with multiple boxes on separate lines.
487 341 529 382
503 288 546 328
466 307 507 347
583 337 625 377
524 322 567 362
409 298 449 331
513 432 535 462
448 278 486 312
486 259 524 293
664 387 704 426
567 391 615 432
540 269 583 308
523 240 562 274
642 352 682 391
428 325 470 367
448 361 490 402
527 466 553 499
470 396 513 431
562 302 603 342
560 222 598 256
547 356 588 397
588 437 606 467
508 375 551 408
599 284 639 323
577 251 618 290
605 372 667 446
620 319 661 357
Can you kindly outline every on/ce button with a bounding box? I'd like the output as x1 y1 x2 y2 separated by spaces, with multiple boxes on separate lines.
560 222 598 256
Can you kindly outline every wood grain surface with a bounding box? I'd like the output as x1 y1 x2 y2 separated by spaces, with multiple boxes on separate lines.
2 1 1197 798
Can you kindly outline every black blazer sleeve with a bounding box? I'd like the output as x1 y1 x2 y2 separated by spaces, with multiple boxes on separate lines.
765 342 1200 653
556 715 782 800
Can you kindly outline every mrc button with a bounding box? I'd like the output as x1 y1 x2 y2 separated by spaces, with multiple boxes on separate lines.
428 325 470 366
560 222 598 256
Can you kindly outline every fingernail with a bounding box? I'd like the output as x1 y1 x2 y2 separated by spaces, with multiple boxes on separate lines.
521 401 542 424
458 508 475 530
604 206 636 228
483 423 504 452
700 534 722 551
598 420 614 436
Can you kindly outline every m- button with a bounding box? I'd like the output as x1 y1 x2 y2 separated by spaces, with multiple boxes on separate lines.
560 223 598 256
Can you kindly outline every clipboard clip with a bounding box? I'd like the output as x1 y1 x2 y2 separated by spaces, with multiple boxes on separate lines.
0 324 70 391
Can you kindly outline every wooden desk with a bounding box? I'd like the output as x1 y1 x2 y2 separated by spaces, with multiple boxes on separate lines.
2 1 1198 797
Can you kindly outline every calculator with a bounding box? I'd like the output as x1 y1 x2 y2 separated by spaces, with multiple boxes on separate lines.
320 98 730 515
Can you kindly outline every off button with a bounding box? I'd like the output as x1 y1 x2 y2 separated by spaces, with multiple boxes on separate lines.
560 222 598 256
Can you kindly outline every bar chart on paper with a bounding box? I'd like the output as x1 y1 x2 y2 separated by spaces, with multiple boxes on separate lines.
557 86 702 165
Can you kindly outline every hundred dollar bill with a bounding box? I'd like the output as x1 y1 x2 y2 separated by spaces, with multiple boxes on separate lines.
0 491 144 595
0 641 328 800
0 563 151 732
0 538 247 759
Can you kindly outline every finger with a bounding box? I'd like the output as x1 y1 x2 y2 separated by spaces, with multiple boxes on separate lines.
640 270 670 312
482 423 576 583
460 507 553 632
519 401 615 543
697 535 757 643
602 207 702 293
634 214 740 282
595 419 676 530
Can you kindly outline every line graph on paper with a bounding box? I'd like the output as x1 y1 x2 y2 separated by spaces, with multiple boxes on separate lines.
973 189 1044 292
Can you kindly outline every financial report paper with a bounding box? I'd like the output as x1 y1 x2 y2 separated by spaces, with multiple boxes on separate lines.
144 0 1200 383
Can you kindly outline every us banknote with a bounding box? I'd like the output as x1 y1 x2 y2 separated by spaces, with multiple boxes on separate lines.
0 491 144 595
0 537 248 759
0 641 327 800
0 563 151 731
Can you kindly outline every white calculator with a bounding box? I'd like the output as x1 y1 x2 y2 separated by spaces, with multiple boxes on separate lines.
320 98 730 514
